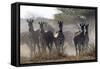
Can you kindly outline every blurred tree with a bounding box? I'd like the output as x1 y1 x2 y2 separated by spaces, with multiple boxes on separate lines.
54 8 95 24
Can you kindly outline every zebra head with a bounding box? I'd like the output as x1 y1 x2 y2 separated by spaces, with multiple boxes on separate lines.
58 21 63 32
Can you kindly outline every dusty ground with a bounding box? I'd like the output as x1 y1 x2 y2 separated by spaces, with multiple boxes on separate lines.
20 47 95 64
20 41 95 64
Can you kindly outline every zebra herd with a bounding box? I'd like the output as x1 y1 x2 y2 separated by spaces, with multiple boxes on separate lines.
25 18 89 60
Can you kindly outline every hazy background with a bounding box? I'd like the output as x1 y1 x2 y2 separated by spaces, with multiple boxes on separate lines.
20 5 96 58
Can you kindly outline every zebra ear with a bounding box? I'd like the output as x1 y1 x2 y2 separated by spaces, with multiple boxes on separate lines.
26 18 34 23
26 19 28 22
85 24 89 27
31 19 34 22
38 22 41 24
61 21 63 24
87 24 89 26
58 21 59 24
42 21 45 24
59 21 61 23
80 23 85 26
30 18 34 23
80 23 82 26
26 19 29 23
58 21 60 24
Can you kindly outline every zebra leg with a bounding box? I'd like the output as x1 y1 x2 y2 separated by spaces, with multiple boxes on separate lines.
79 44 83 55
47 44 51 56
41 41 44 53
33 43 36 57
75 43 78 56
58 45 61 55
76 46 78 56
61 43 64 54
37 42 41 55
55 44 59 55
83 44 85 54
83 43 88 54
57 46 59 55
82 43 85 54
29 42 33 60
55 41 58 54
78 44 80 56
43 43 46 54
30 47 33 60
78 44 81 55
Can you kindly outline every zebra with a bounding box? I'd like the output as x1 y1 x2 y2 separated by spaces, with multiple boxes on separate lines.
38 21 54 55
54 21 65 55
73 23 86 56
26 18 40 59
